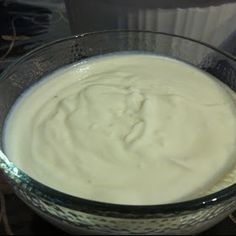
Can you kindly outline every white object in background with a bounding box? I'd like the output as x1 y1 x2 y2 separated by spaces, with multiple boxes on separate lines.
65 0 236 49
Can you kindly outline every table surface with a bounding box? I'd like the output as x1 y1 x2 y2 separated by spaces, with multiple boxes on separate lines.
0 0 236 235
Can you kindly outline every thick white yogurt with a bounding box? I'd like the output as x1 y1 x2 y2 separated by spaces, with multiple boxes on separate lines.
4 53 236 205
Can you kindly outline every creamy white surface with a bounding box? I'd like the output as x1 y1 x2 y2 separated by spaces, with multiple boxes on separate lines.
4 54 236 205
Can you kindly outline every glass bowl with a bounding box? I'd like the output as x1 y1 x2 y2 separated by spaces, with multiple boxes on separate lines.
0 30 236 235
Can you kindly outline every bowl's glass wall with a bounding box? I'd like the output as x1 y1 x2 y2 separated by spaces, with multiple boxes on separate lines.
0 31 236 235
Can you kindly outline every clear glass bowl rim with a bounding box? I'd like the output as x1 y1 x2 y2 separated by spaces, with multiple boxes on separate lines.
1 30 236 215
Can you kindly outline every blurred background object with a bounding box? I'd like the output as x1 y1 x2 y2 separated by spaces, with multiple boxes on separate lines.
65 0 236 54
0 0 70 72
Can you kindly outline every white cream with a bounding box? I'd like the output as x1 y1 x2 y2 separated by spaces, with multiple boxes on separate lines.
4 53 236 205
